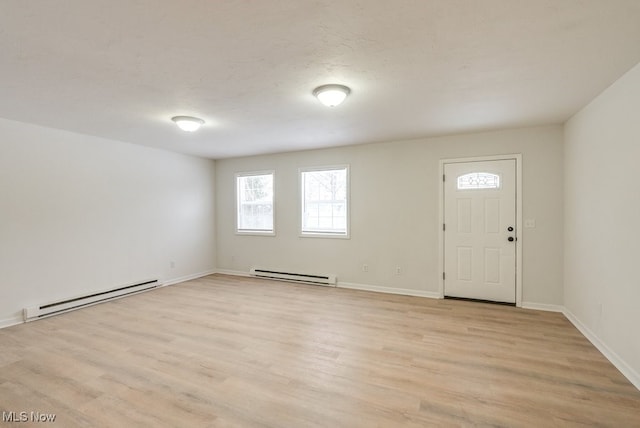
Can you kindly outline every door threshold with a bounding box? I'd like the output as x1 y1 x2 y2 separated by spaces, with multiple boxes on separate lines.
444 296 516 307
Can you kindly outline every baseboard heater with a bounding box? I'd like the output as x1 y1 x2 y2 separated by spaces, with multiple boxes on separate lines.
249 267 336 286
23 279 162 322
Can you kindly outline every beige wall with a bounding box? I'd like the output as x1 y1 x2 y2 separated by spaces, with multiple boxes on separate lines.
565 61 640 386
216 125 564 306
0 118 217 326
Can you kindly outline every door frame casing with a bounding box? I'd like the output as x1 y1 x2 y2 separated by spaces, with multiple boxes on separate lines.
438 154 523 307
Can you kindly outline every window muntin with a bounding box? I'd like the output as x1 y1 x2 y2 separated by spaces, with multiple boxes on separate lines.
236 171 274 234
457 172 500 190
300 166 349 237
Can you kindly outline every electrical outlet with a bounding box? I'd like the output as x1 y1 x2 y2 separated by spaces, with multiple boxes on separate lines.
362 264 369 272
396 266 402 275
524 219 536 228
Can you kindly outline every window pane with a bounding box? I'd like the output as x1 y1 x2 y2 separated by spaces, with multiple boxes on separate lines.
457 172 500 190
301 167 348 235
237 173 274 233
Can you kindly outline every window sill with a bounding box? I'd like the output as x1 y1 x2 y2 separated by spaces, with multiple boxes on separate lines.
236 231 276 237
299 232 350 239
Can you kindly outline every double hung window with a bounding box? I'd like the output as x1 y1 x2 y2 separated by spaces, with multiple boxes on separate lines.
300 166 349 238
236 171 274 235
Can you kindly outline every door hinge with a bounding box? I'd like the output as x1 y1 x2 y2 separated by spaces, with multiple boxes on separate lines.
443 223 446 231
443 174 446 182
443 272 446 280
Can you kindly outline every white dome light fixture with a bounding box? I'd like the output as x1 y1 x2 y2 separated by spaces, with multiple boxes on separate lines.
313 84 351 107
171 116 205 132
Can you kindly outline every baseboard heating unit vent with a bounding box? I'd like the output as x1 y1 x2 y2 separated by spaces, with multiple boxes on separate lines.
23 279 162 322
250 267 336 286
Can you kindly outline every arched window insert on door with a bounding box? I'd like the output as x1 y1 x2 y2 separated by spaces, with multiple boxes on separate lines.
457 172 501 190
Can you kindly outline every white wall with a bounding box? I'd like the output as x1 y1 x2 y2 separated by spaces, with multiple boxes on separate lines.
0 118 216 326
564 62 640 386
216 126 564 306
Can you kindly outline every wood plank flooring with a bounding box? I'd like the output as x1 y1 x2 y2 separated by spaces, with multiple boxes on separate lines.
1 274 639 427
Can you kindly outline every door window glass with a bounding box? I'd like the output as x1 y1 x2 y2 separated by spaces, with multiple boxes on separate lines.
457 172 500 190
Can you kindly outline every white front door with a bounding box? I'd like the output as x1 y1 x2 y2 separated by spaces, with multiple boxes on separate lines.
443 159 517 303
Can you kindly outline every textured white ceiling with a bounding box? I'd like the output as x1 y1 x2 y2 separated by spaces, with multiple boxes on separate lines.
1 1 640 159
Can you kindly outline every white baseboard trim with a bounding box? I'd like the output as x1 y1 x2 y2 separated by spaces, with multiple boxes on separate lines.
521 302 564 312
163 269 217 287
338 281 441 299
215 271 441 298
0 270 218 331
0 315 23 329
563 308 640 391
8 269 637 391
215 269 252 277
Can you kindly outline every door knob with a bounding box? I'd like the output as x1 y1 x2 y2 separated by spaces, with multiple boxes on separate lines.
507 226 514 232
508 236 515 242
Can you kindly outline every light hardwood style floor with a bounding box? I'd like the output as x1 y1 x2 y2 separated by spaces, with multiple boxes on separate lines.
1 274 639 427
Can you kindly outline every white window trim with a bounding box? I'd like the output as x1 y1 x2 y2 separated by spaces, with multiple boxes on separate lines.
298 165 350 239
235 170 276 236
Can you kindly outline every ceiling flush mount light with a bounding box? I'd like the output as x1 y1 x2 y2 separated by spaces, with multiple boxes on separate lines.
171 116 204 132
313 84 351 107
